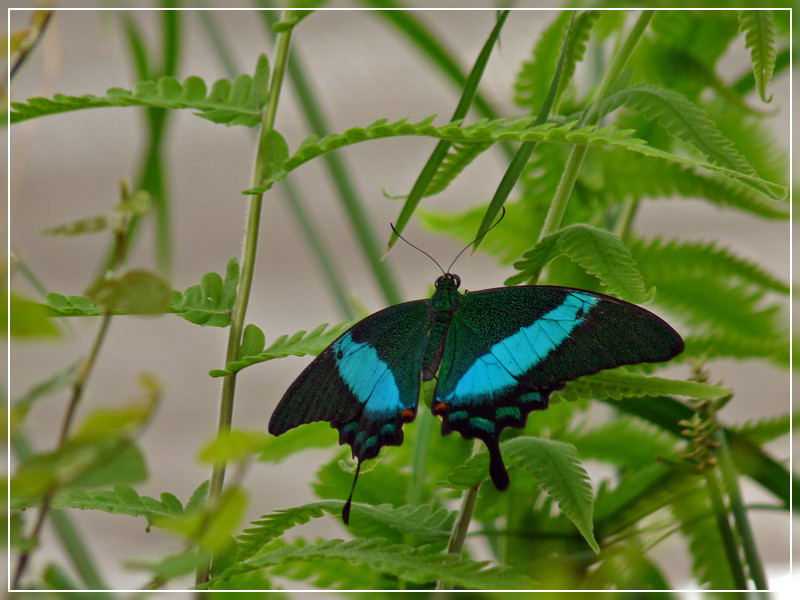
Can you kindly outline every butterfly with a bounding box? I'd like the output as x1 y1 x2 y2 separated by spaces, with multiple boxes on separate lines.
268 272 684 524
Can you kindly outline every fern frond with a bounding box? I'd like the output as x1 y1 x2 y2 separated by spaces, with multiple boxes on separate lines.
738 10 777 102
553 370 731 404
591 151 788 219
556 10 601 105
172 257 239 327
209 320 354 377
506 224 648 303
11 54 270 126
563 419 679 471
601 85 765 191
594 464 697 536
682 332 788 366
45 293 103 317
672 480 736 589
244 115 786 198
444 436 598 552
44 484 184 526
419 199 547 263
514 12 571 110
424 142 492 197
629 237 788 294
238 501 452 562
650 278 783 341
731 412 790 445
209 537 536 590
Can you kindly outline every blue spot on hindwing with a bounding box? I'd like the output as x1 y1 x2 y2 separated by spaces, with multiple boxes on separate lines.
333 332 401 417
446 292 598 405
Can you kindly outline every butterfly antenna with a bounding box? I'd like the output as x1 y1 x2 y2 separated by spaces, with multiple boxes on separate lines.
390 223 446 276
446 206 506 273
342 461 362 525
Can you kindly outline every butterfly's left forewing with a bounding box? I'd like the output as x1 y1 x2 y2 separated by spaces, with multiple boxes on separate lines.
269 300 430 462
433 285 684 489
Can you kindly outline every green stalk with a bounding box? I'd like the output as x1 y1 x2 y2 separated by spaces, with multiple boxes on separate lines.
260 8 402 306
11 204 137 588
440 10 655 570
12 436 108 590
196 8 354 318
12 314 113 590
408 405 434 507
717 429 768 589
703 466 749 589
194 12 294 586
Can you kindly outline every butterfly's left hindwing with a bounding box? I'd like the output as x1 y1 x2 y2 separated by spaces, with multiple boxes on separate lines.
432 285 684 489
268 300 430 462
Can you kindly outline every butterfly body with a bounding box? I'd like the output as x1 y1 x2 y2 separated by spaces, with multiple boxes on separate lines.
269 274 684 522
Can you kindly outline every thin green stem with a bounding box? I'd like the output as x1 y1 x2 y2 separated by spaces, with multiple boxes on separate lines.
717 429 768 589
195 9 354 319
408 407 433 507
11 435 108 590
612 197 640 240
539 10 653 245
259 9 401 306
703 467 749 589
195 12 295 586
12 311 113 590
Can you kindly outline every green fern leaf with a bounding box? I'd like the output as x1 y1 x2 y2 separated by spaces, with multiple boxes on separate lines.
506 224 648 303
651 278 783 341
424 142 492 197
730 412 790 444
86 270 171 315
591 151 788 219
553 369 731 403
46 484 184 526
258 422 337 463
562 419 678 471
209 537 536 590
243 117 788 198
682 331 788 366
242 115 786 199
556 11 601 105
443 436 598 552
209 319 354 377
514 12 571 110
672 479 736 589
266 554 378 590
420 199 546 264
172 257 239 327
45 293 103 317
629 236 788 294
601 85 764 188
594 463 697 536
11 65 268 127
238 501 452 562
738 10 777 102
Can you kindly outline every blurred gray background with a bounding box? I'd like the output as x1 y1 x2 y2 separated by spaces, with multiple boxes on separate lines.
8 8 792 591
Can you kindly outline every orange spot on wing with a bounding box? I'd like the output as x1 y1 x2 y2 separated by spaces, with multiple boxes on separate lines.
401 409 415 421
434 401 447 414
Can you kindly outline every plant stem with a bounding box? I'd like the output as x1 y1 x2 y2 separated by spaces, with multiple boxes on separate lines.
12 435 109 590
260 8 401 306
408 406 433 507
717 429 768 589
11 311 113 589
703 466 749 589
195 13 294 586
440 10 655 568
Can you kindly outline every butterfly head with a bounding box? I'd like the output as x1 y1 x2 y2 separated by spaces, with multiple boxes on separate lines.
434 273 461 291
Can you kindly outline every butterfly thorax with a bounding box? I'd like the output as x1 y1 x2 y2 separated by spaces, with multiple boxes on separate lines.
421 274 462 380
